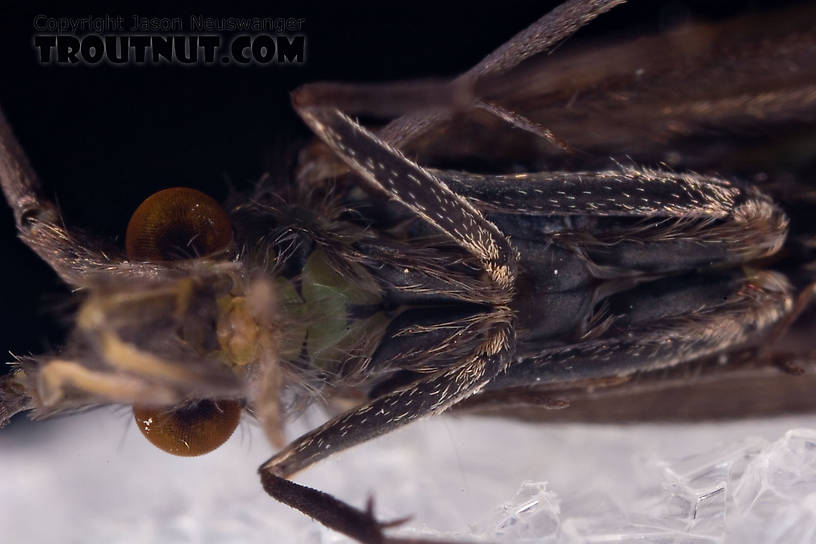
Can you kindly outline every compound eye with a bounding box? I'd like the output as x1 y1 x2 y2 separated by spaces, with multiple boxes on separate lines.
133 400 242 456
126 187 232 262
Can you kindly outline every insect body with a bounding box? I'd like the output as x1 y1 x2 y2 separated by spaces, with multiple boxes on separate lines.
2 1 816 542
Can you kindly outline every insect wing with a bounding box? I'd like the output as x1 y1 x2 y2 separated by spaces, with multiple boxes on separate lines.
400 4 816 174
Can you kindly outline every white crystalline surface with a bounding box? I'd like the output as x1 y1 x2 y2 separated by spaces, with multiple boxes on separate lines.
2 407 816 544
497 429 816 544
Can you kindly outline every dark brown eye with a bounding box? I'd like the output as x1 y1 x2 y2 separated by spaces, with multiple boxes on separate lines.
126 187 232 262
132 400 241 456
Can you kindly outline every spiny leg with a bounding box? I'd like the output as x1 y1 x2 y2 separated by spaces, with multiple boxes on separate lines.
759 281 816 364
258 321 512 544
436 166 789 264
493 269 794 389
437 167 753 218
265 320 513 477
382 0 626 147
291 100 517 295
294 0 625 118
293 0 625 176
260 473 390 544
472 99 571 151
0 108 123 286
0 373 32 427
261 473 468 544
32 359 178 409
291 82 570 152
0 107 125 424
0 355 179 428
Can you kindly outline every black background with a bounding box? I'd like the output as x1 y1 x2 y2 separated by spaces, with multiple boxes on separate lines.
0 0 804 369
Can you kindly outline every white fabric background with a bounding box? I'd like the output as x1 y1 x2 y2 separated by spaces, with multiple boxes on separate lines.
1 407 815 543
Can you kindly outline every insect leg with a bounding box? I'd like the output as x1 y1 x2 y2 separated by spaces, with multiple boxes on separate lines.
379 0 627 147
462 0 627 80
294 0 625 157
259 320 512 542
33 359 178 409
495 269 794 388
291 99 518 295
439 166 769 219
263 319 513 478
294 0 627 193
0 372 31 427
472 99 572 150
0 108 122 285
439 166 788 265
291 83 568 152
759 281 816 359
260 473 404 544
262 472 478 544
0 353 183 427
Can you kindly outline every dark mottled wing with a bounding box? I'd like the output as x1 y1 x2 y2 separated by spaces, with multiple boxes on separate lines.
456 346 816 422
405 4 816 175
